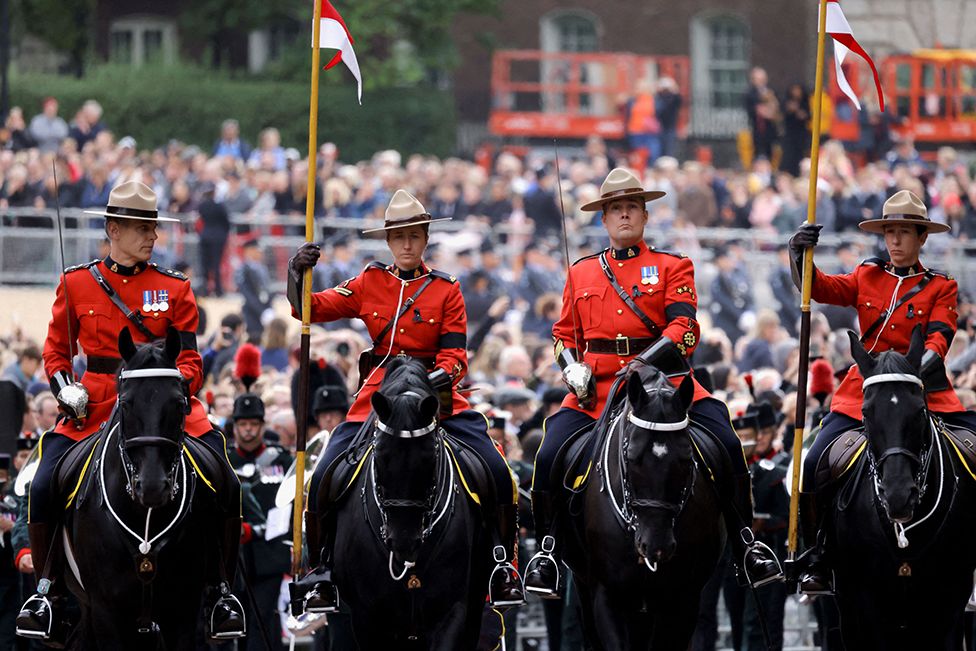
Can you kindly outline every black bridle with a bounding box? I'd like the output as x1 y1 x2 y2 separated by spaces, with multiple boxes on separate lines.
116 368 188 502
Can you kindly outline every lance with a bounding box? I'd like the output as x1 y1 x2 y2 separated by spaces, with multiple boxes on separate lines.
292 0 324 578
787 0 829 571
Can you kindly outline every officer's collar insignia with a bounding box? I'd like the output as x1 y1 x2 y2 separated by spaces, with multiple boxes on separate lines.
611 244 641 260
641 265 659 285
389 262 429 280
886 262 923 277
104 256 148 276
142 289 170 312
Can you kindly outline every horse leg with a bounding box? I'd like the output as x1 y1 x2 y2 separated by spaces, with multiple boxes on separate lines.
650 592 701 651
590 584 635 651
428 601 469 651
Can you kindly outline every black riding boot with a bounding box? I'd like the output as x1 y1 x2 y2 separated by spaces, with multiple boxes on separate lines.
16 522 68 646
726 473 784 588
208 517 246 640
488 503 525 608
523 490 562 599
300 510 339 614
798 491 834 595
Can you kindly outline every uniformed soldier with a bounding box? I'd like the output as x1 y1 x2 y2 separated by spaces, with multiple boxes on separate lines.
790 189 976 594
312 384 349 435
16 182 246 641
524 168 783 597
288 190 524 612
227 394 293 651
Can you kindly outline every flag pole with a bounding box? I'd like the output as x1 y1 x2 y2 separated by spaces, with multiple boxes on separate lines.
787 0 829 572
292 0 323 578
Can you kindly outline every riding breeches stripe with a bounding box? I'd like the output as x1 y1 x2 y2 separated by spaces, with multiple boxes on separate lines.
182 445 217 494
444 442 481 506
346 444 374 491
945 436 976 482
65 440 102 509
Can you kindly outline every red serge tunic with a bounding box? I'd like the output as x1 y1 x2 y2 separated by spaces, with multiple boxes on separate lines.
552 241 710 417
44 258 212 441
811 258 964 420
297 262 469 421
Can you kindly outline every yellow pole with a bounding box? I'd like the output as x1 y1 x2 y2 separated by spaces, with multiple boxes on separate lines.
787 0 829 563
292 0 323 578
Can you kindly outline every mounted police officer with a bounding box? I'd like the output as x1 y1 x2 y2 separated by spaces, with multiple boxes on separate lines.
287 190 524 612
227 393 293 651
790 189 976 594
16 182 246 641
524 168 783 597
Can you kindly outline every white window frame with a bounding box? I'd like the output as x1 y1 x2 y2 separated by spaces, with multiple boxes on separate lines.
109 16 177 66
690 12 750 137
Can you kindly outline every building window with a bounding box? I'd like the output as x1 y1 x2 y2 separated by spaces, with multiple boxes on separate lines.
109 17 177 66
691 13 750 136
539 11 602 114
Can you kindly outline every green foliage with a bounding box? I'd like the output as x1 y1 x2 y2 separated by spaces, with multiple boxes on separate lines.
17 0 95 75
10 65 457 160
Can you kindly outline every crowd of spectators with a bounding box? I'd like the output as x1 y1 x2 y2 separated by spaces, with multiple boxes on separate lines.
0 92 976 648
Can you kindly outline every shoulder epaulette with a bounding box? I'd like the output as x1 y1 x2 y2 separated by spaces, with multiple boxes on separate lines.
150 263 189 281
572 250 606 266
860 257 885 267
366 261 386 271
651 247 687 259
430 269 457 284
64 259 98 274
926 268 953 280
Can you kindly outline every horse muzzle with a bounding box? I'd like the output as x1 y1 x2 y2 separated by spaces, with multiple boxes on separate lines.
881 483 919 524
132 477 173 509
635 529 676 566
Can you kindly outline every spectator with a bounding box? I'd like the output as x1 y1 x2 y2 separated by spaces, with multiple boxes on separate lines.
655 77 683 159
68 99 105 150
1 346 41 393
745 67 780 162
2 108 35 152
197 182 231 297
709 246 755 341
312 384 349 434
780 83 811 177
623 78 661 168
236 240 275 340
27 97 69 153
247 127 286 171
213 119 252 161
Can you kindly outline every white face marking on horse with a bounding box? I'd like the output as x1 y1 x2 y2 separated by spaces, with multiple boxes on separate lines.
890 394 899 405
652 442 668 458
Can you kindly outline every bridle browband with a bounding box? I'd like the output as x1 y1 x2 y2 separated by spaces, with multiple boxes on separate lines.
627 412 690 432
861 372 924 390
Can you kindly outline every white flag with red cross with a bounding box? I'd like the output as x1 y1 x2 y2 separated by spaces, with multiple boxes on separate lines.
825 0 884 111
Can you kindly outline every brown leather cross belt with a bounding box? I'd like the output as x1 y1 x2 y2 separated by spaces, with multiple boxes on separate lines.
587 337 656 356
87 356 123 374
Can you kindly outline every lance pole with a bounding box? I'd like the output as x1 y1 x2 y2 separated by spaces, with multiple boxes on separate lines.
787 0 829 567
292 0 324 578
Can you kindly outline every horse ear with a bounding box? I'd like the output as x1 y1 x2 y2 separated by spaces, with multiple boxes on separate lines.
371 392 392 422
847 330 875 376
419 395 439 423
626 371 646 409
675 373 695 413
118 327 137 362
164 326 182 363
906 324 925 371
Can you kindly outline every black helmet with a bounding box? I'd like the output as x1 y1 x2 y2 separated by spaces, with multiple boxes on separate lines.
313 385 349 415
232 393 265 421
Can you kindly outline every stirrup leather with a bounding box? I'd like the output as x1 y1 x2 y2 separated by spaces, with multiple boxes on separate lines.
739 528 785 588
209 593 246 640
15 594 53 639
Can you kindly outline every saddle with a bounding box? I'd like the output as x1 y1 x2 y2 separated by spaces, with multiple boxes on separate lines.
687 421 731 489
443 435 494 508
815 428 867 488
940 423 976 482
56 434 103 510
182 436 225 499
320 420 375 507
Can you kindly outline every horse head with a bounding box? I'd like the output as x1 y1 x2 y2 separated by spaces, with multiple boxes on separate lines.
848 327 927 523
117 326 190 509
622 365 696 566
371 357 442 565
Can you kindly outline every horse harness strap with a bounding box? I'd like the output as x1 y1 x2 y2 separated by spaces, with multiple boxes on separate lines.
88 265 156 340
599 253 662 339
859 273 934 345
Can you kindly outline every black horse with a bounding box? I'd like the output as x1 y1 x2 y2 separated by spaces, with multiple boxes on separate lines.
323 357 492 649
829 330 976 650
560 366 726 649
62 327 224 649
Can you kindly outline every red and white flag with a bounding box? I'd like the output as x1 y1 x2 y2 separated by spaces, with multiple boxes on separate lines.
314 0 362 104
825 0 883 111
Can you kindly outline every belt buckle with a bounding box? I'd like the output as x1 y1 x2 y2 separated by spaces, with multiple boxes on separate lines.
615 335 630 356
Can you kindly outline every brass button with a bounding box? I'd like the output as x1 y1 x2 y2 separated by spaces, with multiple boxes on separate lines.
619 360 625 365
373 312 378 317
866 302 871 307
618 263 624 268
583 292 588 297
88 309 94 316
399 328 405 333
429 318 435 324
617 333 623 337
153 313 159 318
617 309 623 314
891 324 895 329
122 279 127 284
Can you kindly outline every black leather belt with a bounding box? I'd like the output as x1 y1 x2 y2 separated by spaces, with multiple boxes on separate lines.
365 352 437 371
87 356 123 374
587 337 657 356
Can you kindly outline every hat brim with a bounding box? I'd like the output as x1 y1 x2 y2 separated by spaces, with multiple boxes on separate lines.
858 217 950 234
580 189 666 212
361 216 451 234
83 209 180 223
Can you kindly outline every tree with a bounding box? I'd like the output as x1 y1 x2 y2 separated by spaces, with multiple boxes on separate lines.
178 0 304 69
18 0 94 77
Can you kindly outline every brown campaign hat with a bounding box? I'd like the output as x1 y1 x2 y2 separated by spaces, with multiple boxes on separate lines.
362 189 451 233
83 181 179 222
580 167 666 212
858 189 950 234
